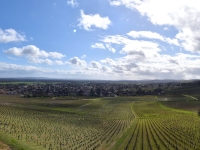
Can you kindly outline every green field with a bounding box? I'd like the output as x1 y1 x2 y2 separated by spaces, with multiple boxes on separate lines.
1 95 200 150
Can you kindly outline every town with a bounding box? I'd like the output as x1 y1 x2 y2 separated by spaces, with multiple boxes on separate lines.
0 79 197 98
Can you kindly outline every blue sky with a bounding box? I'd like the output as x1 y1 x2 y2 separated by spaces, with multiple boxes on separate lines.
1 0 200 80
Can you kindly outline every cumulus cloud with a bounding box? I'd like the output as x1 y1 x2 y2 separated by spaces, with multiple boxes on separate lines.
110 62 138 74
2 51 200 79
110 0 200 52
105 44 116 53
91 43 105 49
67 0 79 7
127 31 180 46
100 58 116 66
101 65 111 72
0 28 26 43
55 60 65 65
90 61 102 69
0 62 90 79
168 59 179 65
0 62 51 77
68 57 87 67
4 45 65 65
4 45 65 59
112 52 200 79
120 40 160 57
97 30 199 78
91 43 116 53
29 58 54 65
102 35 131 45
127 31 164 40
87 61 112 73
98 29 200 79
101 57 138 74
78 10 111 31
102 34 161 60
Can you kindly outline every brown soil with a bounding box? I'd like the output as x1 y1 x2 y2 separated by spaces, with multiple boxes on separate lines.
0 141 11 150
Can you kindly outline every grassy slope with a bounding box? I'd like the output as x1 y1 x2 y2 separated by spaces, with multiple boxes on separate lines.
0 132 43 150
112 97 199 150
1 93 199 150
0 95 95 150
160 100 200 113
0 96 135 150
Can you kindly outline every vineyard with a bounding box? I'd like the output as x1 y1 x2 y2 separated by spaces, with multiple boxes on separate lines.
1 95 200 150
114 97 200 150
0 95 135 150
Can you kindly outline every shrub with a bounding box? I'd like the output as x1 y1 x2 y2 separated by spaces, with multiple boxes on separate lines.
198 109 200 116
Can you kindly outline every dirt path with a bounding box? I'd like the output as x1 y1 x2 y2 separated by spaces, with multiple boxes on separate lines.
0 141 10 150
183 94 198 100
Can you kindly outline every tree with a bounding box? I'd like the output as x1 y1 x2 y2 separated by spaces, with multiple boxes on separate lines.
96 87 101 96
90 88 95 96
78 89 84 96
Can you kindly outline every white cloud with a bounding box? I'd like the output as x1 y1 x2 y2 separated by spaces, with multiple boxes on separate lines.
164 27 168 30
105 44 116 53
4 45 65 65
91 43 116 53
0 62 89 79
127 30 180 46
110 1 121 6
127 30 164 41
81 55 86 58
100 58 116 66
78 10 111 31
0 62 52 77
95 30 200 79
98 29 200 79
55 60 65 65
68 57 87 67
99 52 200 79
7 56 20 61
91 43 105 49
102 34 161 59
2 50 200 79
67 0 79 7
101 65 111 72
98 31 200 79
87 61 112 73
29 58 54 65
90 61 102 69
0 28 26 43
4 45 65 59
102 35 133 45
109 0 200 52
120 40 161 58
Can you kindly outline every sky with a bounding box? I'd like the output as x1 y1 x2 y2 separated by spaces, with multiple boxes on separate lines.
1 0 200 80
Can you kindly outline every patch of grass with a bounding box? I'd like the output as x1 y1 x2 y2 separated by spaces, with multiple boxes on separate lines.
0 82 34 85
158 101 195 115
0 131 37 150
160 100 200 113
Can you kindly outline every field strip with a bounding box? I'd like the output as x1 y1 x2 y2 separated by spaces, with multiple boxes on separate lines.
80 103 91 107
80 99 98 107
131 102 139 118
157 102 195 115
183 94 198 100
82 98 99 100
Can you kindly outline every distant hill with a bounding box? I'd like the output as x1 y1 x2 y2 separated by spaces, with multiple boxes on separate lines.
0 77 193 83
